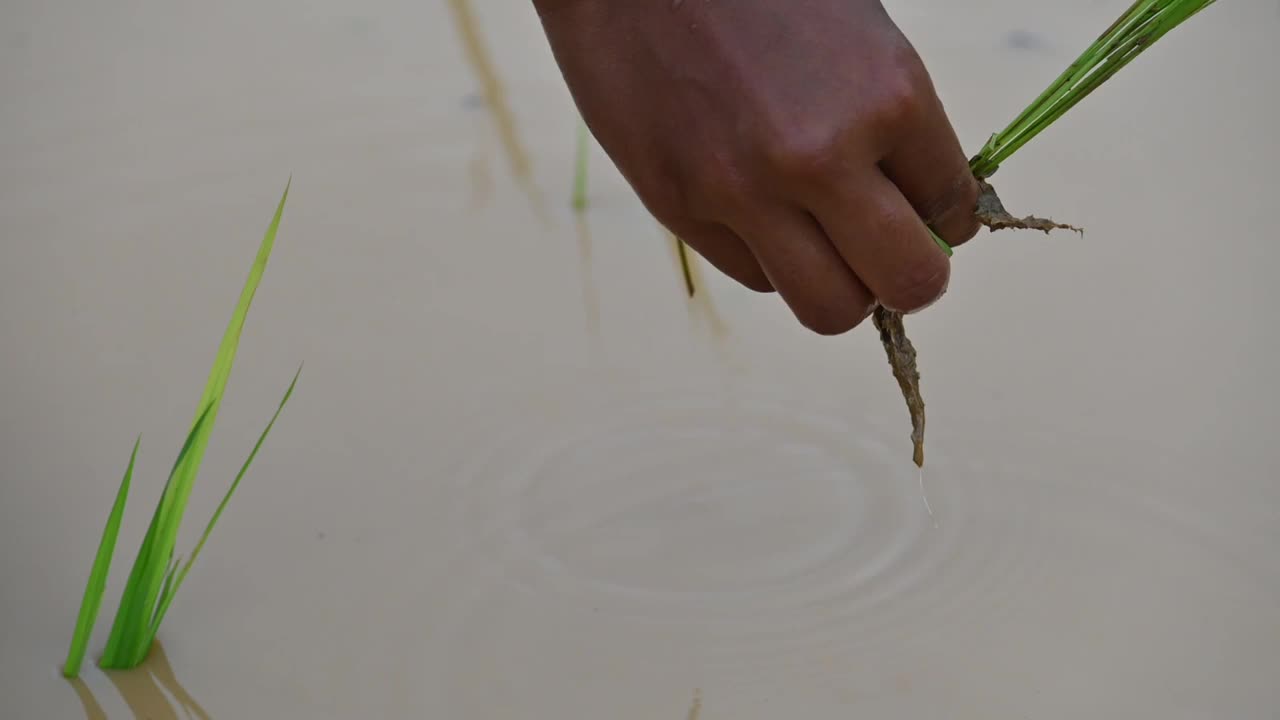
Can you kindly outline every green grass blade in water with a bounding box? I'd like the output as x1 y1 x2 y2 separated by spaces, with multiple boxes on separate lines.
62 437 140 678
156 176 291 549
156 554 182 614
100 403 214 667
100 178 291 669
147 365 303 641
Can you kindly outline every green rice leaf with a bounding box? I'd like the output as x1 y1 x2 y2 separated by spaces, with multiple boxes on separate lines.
155 554 182 619
970 0 1215 179
147 364 303 642
99 177 291 669
154 175 291 546
61 436 140 678
100 402 214 667
928 228 953 257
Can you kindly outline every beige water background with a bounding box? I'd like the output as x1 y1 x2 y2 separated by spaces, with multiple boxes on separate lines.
3 1 1279 717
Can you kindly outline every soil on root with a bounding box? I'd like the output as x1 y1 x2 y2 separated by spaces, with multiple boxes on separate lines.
874 179 1080 467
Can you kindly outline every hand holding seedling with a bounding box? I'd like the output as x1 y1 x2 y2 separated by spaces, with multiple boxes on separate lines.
535 0 980 335
540 0 1214 466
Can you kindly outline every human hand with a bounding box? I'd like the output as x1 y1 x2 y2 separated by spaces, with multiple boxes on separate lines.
535 0 980 334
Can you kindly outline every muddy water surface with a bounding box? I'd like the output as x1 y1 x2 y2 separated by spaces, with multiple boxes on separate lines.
3 1 1279 718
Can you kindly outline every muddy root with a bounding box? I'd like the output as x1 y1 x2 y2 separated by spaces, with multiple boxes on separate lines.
872 306 926 467
975 179 1083 235
867 179 1077 467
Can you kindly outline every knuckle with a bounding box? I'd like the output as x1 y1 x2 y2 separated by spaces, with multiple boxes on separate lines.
686 151 755 214
882 256 950 313
795 298 872 336
629 156 706 222
761 121 843 181
635 178 692 226
868 62 930 131
699 174 754 213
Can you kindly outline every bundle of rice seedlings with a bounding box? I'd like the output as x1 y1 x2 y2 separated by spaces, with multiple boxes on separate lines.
878 0 1217 467
62 180 301 677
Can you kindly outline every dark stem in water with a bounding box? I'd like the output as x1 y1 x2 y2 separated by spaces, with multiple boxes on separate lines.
872 306 926 467
675 237 697 298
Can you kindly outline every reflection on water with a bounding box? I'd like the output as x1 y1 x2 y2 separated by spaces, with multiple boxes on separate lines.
71 642 209 720
469 145 492 210
574 210 600 336
685 689 702 720
445 0 547 220
68 678 107 720
917 468 937 528
143 643 211 720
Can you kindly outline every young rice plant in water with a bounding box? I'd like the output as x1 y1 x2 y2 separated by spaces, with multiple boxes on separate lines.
62 179 301 677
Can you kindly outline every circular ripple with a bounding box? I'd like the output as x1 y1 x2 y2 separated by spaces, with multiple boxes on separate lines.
433 377 1279 703
446 384 1034 660
512 399 904 598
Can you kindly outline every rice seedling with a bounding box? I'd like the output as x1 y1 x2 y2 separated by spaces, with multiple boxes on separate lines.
878 0 1216 466
448 0 534 187
62 179 300 677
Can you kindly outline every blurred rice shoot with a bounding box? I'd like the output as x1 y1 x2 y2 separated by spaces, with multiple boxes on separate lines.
572 117 700 297
572 118 589 211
